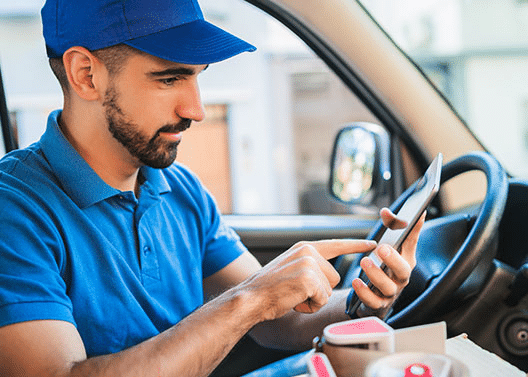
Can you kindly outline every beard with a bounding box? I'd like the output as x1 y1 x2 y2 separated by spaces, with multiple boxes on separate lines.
102 86 191 169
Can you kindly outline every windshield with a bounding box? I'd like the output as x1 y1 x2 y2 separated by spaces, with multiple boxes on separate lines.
359 0 528 178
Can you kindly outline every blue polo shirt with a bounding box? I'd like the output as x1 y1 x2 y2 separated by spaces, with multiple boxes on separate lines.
0 110 246 356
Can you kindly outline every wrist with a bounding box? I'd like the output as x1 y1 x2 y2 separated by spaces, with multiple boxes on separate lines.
227 283 275 324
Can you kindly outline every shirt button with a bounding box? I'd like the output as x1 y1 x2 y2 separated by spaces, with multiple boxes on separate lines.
143 246 151 255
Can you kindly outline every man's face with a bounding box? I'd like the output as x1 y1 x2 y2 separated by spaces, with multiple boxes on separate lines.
103 85 192 169
102 54 207 169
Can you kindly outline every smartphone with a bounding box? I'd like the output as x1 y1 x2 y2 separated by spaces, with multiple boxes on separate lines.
345 153 443 318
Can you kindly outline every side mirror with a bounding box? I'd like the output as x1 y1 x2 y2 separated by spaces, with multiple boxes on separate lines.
329 122 392 207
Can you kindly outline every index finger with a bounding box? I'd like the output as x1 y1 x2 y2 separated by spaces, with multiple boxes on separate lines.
308 239 377 260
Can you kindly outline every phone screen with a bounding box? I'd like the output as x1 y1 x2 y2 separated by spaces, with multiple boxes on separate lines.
345 153 442 317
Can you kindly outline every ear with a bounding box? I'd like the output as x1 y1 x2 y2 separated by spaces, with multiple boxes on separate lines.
62 46 107 101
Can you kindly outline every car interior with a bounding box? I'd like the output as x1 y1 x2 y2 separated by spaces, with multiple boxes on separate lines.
0 0 527 376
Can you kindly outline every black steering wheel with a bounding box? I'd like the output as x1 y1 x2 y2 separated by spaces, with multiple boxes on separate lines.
341 151 509 328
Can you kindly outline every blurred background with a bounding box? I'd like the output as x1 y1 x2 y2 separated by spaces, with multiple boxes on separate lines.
1 0 527 215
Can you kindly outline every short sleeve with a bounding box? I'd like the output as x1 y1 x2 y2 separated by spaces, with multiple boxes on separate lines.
0 178 74 328
201 212 247 278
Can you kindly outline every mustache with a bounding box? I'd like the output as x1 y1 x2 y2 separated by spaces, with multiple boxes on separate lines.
154 119 192 138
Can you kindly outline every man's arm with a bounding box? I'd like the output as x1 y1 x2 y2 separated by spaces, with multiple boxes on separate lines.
0 287 262 377
0 239 376 377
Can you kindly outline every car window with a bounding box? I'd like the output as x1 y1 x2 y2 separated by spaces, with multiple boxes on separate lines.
0 0 382 215
196 0 382 214
0 0 57 156
358 0 528 179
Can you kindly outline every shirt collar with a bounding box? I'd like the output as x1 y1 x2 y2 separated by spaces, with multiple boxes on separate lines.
41 110 171 208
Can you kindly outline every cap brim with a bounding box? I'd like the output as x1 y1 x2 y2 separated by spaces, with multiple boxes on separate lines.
124 19 256 65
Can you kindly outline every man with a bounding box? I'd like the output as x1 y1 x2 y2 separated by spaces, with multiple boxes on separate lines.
0 0 424 376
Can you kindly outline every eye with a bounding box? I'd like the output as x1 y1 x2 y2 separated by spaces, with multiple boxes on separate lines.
159 77 181 86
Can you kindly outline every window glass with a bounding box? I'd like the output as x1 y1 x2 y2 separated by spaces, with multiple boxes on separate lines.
197 0 380 214
0 0 381 215
359 0 528 178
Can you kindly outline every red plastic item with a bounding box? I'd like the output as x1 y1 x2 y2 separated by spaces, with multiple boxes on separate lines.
310 354 332 377
327 317 390 335
404 363 433 377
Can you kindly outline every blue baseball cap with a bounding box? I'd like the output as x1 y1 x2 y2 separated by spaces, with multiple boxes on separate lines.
41 0 256 65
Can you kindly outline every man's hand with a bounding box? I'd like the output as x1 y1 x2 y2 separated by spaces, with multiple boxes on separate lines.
237 239 377 321
354 207 425 317
212 208 426 350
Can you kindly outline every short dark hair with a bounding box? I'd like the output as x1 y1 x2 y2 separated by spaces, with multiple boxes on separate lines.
48 44 144 93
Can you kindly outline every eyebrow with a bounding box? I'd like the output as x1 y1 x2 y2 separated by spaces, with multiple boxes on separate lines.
147 64 209 78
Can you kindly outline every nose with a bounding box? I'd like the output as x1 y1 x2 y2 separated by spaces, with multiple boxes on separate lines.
177 78 205 122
